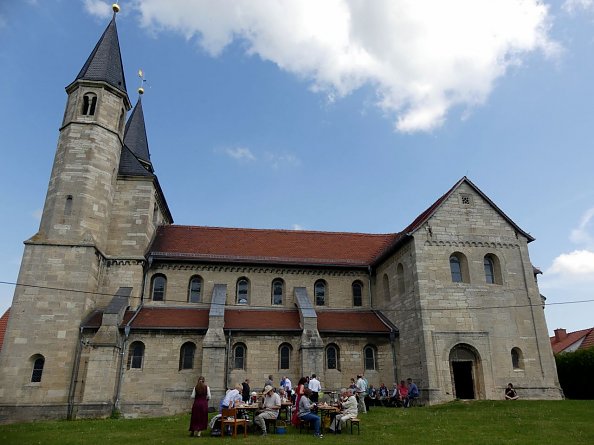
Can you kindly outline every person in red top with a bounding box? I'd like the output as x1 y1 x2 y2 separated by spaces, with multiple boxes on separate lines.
397 380 409 407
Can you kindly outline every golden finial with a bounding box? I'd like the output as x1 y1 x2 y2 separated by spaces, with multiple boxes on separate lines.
112 3 120 14
138 69 145 95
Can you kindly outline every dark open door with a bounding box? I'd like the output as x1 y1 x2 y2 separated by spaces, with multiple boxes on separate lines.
452 361 475 399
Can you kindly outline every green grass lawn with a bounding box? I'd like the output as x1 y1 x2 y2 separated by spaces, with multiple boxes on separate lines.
1 400 593 445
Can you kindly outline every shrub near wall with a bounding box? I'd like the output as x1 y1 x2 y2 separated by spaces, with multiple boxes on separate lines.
555 348 594 399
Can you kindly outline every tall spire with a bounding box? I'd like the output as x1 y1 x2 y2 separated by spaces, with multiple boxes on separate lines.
123 97 152 168
75 11 127 94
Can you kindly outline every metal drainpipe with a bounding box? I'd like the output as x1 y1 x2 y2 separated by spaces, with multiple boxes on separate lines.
114 302 143 412
367 266 373 307
225 331 232 390
67 326 84 420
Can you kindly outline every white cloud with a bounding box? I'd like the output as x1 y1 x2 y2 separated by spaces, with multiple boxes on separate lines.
131 0 558 132
220 146 256 161
547 250 594 279
264 152 301 169
83 0 112 20
563 0 594 13
569 207 594 249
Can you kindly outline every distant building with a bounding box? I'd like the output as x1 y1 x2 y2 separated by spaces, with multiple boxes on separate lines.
0 8 561 422
550 328 594 354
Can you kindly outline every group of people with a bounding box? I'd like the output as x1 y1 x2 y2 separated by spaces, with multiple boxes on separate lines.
188 373 422 437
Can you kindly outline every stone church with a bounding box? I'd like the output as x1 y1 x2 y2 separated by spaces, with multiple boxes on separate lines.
0 8 561 422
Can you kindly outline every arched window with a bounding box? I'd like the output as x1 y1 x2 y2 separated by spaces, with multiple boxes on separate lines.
179 342 196 370
449 253 469 283
30 354 45 383
484 254 502 285
314 280 327 306
64 195 73 216
151 274 166 301
396 263 405 297
236 278 249 304
188 276 202 303
363 345 377 371
352 281 363 307
279 343 292 369
127 341 145 369
233 343 247 370
272 279 284 305
511 347 523 370
383 274 390 302
82 92 97 116
326 344 340 370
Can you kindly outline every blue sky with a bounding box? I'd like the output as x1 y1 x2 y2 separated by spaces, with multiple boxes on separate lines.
1 1 593 335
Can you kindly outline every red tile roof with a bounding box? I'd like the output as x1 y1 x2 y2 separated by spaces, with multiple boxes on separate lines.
317 310 395 334
149 178 534 268
150 225 398 267
550 327 594 354
0 308 10 351
80 306 396 334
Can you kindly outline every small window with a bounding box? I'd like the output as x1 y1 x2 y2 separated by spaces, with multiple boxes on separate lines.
511 347 523 370
179 342 196 370
31 354 45 383
449 253 469 283
233 343 246 370
484 257 495 284
236 278 249 304
272 279 284 305
127 341 145 369
279 343 291 369
326 344 340 370
64 195 73 216
352 281 363 307
82 93 97 116
314 280 326 306
364 345 376 371
188 276 202 303
396 263 405 297
383 274 390 302
151 274 166 301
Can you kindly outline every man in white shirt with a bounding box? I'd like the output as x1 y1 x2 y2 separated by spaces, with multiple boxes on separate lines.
329 388 358 433
355 374 367 413
284 376 292 393
308 374 321 403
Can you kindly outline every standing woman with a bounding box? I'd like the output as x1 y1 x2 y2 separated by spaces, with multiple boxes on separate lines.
291 376 307 427
189 376 211 437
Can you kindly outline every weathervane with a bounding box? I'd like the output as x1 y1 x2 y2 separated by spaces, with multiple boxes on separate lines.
112 2 120 14
138 69 146 95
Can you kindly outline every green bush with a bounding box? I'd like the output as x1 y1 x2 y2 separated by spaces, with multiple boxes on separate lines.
555 347 594 399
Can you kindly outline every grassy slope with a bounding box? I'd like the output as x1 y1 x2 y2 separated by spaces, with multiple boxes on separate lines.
1 401 593 445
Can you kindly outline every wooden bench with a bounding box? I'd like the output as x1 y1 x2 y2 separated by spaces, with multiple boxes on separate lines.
346 418 360 434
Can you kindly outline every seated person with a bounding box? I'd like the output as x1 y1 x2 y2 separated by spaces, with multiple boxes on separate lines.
505 383 519 400
220 383 243 412
298 388 323 438
407 378 419 404
368 385 377 406
255 385 281 436
378 383 389 406
397 380 409 407
389 383 400 406
329 388 358 434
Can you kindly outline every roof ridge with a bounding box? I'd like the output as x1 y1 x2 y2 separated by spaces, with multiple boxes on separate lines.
160 224 398 237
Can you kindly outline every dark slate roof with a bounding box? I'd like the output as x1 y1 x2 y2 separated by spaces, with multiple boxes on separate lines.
119 144 153 177
75 15 127 94
123 98 152 168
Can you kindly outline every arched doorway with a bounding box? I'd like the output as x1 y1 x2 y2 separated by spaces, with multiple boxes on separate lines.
449 344 481 400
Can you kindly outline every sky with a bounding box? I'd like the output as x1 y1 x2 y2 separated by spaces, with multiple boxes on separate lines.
0 0 593 336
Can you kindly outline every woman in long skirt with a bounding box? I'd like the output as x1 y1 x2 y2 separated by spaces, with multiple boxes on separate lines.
189 376 211 437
